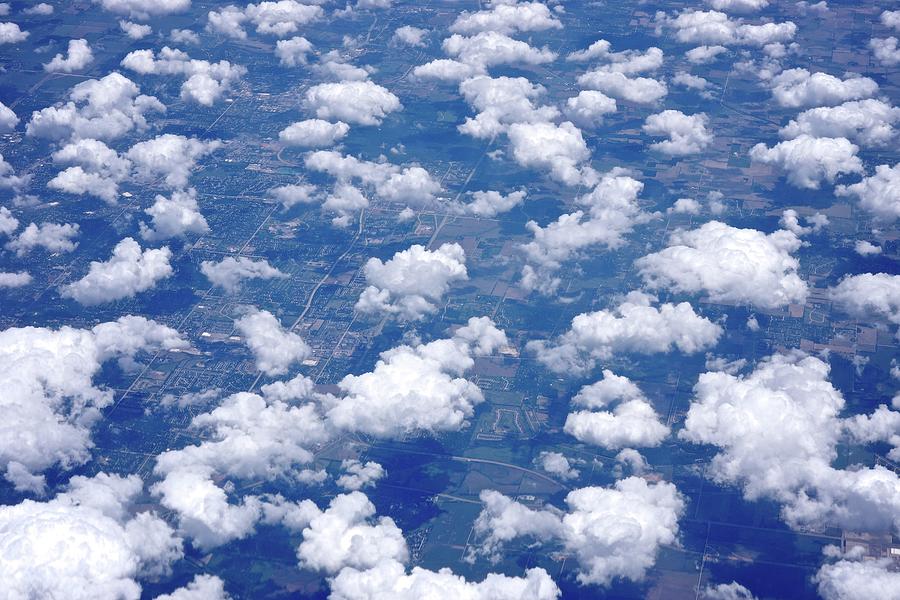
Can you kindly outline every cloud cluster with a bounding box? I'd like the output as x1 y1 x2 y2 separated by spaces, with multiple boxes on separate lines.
93 0 189 20
636 221 808 308
126 134 222 189
836 163 900 221
750 135 863 189
234 309 311 376
642 110 712 155
828 273 900 331
655 10 796 47
122 47 246 106
44 39 93 73
449 1 562 36
304 80 401 126
449 189 526 218
815 556 900 600
207 1 323 39
6 222 79 256
768 68 878 108
528 292 723 374
779 99 900 147
355 243 468 321
140 188 209 240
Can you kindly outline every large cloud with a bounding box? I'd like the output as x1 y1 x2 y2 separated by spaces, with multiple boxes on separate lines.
121 47 246 106
44 39 93 73
449 1 562 35
642 110 712 155
828 273 900 331
779 99 900 147
304 81 401 126
0 473 182 599
0 317 185 491
93 0 189 20
126 134 222 189
528 292 723 375
768 68 878 108
655 9 796 46
836 163 900 221
61 238 173 305
472 477 684 587
207 1 323 39
456 75 559 139
49 138 132 203
815 557 900 600
234 309 311 376
279 119 349 148
0 100 18 132
140 188 209 241
636 221 807 309
5 222 79 256
442 31 556 70
201 257 287 293
355 243 468 321
507 121 591 186
577 70 667 105
749 135 863 189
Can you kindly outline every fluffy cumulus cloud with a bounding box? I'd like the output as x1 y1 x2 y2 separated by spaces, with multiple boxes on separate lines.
828 273 900 331
870 36 900 67
93 0 189 20
126 134 221 189
472 477 684 587
749 135 863 189
155 575 230 600
5 222 79 256
323 317 507 437
642 110 712 155
49 138 132 203
538 451 579 480
507 121 592 186
636 221 808 309
0 100 17 132
44 39 94 73
442 31 556 71
275 36 313 66
768 68 878 108
564 371 668 450
450 1 561 35
686 44 728 63
577 70 668 105
0 317 185 491
27 72 164 141
528 292 723 375
706 0 768 12
201 256 287 293
268 182 318 209
337 459 385 491
450 189 526 218
565 90 617 128
121 47 246 106
779 99 900 147
703 582 758 600
680 351 900 532
0 473 182 599
815 557 900 600
520 170 655 294
0 22 28 44
655 9 796 47
392 25 427 47
0 271 31 288
279 119 349 148
455 75 559 139
836 163 900 221
207 1 323 39
139 188 210 241
61 238 173 305
120 20 152 39
355 243 468 321
304 81 401 126
234 309 311 376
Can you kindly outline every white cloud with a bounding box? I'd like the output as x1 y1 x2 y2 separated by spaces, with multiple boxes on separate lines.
643 110 712 155
456 75 559 139
472 477 684 586
337 459 385 491
706 0 768 12
323 317 507 437
507 121 591 186
275 36 313 66
304 80 401 126
815 557 900 600
5 222 79 256
0 22 28 44
268 183 318 209
0 473 182 599
24 3 54 15
768 68 878 108
27 72 164 141
0 153 29 191
538 451 579 480
0 317 185 491
279 119 349 147
685 45 728 63
392 25 427 47
449 189 526 217
870 37 900 67
93 0 189 20
636 221 807 309
155 575 229 600
680 351 900 532
61 238 173 305
828 273 900 330
672 71 710 92
244 1 323 37
578 70 667 105
206 5 247 39
655 10 796 47
528 292 723 375
450 2 562 35
235 309 311 376
355 243 468 321
126 134 222 189
121 47 246 106
44 39 94 73
779 99 900 148
836 163 900 221
170 28 200 45
883 10 900 30
49 138 131 203
750 135 863 189
443 31 556 70
0 205 18 236
0 271 31 288
119 20 152 39
854 240 881 256
0 100 17 132
669 197 701 214
565 90 617 128
140 188 209 241
201 257 286 293
702 582 758 600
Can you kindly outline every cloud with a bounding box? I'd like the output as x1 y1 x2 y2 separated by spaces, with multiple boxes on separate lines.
140 188 209 240
706 0 768 12
0 473 182 599
275 35 313 66
680 351 900 532
577 70 668 104
27 72 164 141
815 557 900 600
279 119 349 147
0 271 31 288
61 238 173 305
636 221 807 308
121 47 246 106
854 240 881 256
49 138 131 203
126 134 222 189
268 182 319 209
243 1 323 37
412 58 482 82
44 39 94 73
24 3 54 15
450 1 562 35
685 44 728 63
456 75 559 139
0 152 29 191
201 257 287 293
443 32 556 70
169 28 200 44
392 25 427 47
538 451 579 480
235 309 311 376
565 90 617 128
472 477 684 587
0 100 17 132
323 317 507 437
655 10 796 47
355 243 468 321
768 68 878 108
5 222 79 256
828 273 900 331
119 20 152 39
93 0 189 20
702 582 758 600
528 292 723 375
836 163 900 221
643 110 712 155
449 189 526 217
507 121 591 186
155 575 229 600
750 135 863 189
0 22 28 44
870 37 900 67
0 317 185 491
337 459 385 491
883 9 900 30
779 99 900 147
0 205 18 236
669 197 701 214
304 81 401 126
